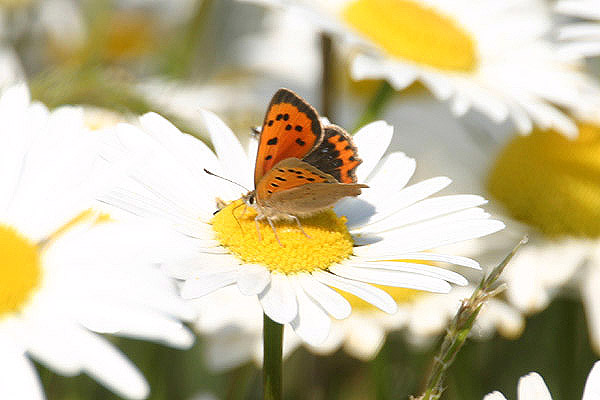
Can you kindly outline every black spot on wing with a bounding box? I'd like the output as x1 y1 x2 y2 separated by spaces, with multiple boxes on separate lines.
296 138 306 146
267 137 278 145
303 124 361 183
269 89 321 137
303 128 342 181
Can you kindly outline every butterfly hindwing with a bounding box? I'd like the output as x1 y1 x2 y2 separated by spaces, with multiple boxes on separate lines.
254 89 323 186
302 124 362 184
256 158 337 201
256 158 367 216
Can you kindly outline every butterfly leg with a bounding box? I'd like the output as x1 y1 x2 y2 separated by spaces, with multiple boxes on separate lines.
289 215 311 239
266 217 283 247
254 216 263 241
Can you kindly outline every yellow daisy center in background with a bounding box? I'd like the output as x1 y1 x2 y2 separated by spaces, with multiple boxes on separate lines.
0 224 42 317
212 201 354 274
342 0 478 72
488 123 600 237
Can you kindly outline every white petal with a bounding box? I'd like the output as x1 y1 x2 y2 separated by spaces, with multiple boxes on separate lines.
204 328 259 372
330 265 452 293
352 120 393 181
313 270 397 314
341 176 452 229
297 273 351 319
343 319 386 361
181 272 238 299
237 264 271 295
356 219 505 256
26 321 149 400
364 152 416 197
583 361 600 400
583 268 600 353
355 252 480 269
357 195 487 234
201 110 251 188
483 392 508 400
259 273 298 324
0 339 44 400
290 280 331 346
349 261 468 286
80 303 195 349
517 372 552 400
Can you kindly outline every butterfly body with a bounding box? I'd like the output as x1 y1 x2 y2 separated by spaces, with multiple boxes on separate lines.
240 88 367 242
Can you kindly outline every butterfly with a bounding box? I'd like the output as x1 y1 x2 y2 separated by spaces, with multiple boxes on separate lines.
240 88 368 244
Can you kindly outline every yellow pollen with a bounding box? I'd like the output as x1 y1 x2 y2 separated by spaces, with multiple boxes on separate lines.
342 0 478 72
0 224 42 317
212 201 354 274
488 123 600 238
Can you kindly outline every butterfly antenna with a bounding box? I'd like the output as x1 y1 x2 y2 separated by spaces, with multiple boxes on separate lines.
204 169 249 192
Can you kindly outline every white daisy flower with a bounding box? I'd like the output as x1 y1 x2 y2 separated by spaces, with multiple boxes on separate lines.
484 360 600 400
0 85 195 400
239 0 600 136
382 89 600 354
100 107 504 347
556 0 600 59
193 282 522 370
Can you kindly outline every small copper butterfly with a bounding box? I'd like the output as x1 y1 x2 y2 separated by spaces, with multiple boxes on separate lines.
241 88 368 243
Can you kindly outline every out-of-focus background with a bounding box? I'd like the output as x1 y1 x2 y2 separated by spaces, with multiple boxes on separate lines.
3 0 599 398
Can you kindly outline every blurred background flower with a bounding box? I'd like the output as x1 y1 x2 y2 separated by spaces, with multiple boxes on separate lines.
0 84 195 399
1 0 600 399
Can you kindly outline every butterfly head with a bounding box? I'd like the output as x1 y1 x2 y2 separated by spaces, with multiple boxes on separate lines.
242 190 257 209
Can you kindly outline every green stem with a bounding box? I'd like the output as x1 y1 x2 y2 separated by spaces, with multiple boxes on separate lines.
263 314 283 400
320 33 334 119
418 237 528 400
352 80 395 133
162 0 214 78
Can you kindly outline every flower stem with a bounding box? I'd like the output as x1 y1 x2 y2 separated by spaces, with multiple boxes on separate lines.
416 236 528 400
320 33 334 119
352 80 395 132
263 314 283 400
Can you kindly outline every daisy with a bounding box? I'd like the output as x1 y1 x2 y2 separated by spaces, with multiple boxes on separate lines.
100 107 504 347
0 84 195 399
239 0 600 136
193 283 522 370
556 0 600 59
484 361 600 400
381 88 600 354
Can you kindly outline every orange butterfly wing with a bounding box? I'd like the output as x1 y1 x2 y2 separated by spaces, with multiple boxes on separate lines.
254 89 323 186
256 158 336 200
303 124 362 184
256 158 367 215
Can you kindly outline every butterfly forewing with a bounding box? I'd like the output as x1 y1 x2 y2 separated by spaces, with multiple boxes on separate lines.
254 89 323 186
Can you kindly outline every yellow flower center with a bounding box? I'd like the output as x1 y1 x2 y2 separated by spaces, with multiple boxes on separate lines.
0 224 42 317
342 0 478 72
102 12 156 61
212 201 354 274
488 123 600 237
